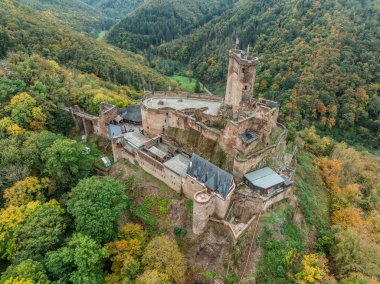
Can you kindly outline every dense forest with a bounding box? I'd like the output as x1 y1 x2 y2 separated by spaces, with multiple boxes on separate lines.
83 0 146 19
0 52 187 284
153 0 380 148
0 0 170 91
107 0 238 51
15 0 147 36
0 0 379 283
15 0 112 36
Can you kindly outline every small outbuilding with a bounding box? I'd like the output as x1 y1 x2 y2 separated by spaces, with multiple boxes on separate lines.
101 156 112 168
244 167 292 196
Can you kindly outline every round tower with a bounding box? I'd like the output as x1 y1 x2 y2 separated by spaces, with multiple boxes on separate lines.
192 191 213 235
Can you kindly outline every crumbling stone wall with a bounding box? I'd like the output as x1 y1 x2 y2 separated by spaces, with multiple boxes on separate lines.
97 103 117 137
233 126 287 178
111 141 136 164
167 127 229 170
69 103 117 138
225 50 258 112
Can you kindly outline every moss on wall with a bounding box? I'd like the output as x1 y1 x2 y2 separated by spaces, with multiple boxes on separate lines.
167 127 232 171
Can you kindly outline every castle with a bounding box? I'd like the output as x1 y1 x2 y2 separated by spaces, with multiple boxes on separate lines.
68 49 295 238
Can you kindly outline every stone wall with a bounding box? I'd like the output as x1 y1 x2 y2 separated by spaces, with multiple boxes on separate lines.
213 193 233 218
144 91 223 102
232 125 287 178
136 150 166 181
167 127 229 170
163 167 182 193
262 187 293 211
142 96 280 159
112 141 183 193
69 103 118 138
112 142 135 164
182 176 205 200
98 105 117 137
225 185 293 239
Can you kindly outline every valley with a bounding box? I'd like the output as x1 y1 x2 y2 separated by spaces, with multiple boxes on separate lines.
0 0 379 283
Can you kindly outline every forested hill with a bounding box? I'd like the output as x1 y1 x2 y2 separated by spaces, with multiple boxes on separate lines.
107 0 238 51
83 0 146 19
0 0 170 91
15 0 112 36
157 0 380 148
14 0 147 36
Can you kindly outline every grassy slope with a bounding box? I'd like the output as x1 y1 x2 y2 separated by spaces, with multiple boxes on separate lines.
294 151 330 231
1 0 170 90
255 151 330 282
167 75 203 92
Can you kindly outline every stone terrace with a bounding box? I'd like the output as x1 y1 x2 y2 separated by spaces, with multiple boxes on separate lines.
143 96 222 115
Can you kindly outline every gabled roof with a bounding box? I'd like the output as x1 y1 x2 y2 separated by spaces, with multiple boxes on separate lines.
147 146 167 159
186 154 234 199
118 105 142 123
164 154 191 177
123 130 148 149
244 167 284 190
108 124 122 138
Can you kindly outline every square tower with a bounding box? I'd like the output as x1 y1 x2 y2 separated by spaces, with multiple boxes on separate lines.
225 50 258 112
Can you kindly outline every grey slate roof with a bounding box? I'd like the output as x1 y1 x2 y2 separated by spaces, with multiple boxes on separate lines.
118 105 142 123
123 130 148 149
244 167 284 190
186 154 234 199
164 154 191 177
147 146 168 159
108 124 122 138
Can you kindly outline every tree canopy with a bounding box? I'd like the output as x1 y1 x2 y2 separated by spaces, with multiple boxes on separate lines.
142 236 186 284
45 233 108 284
67 176 130 243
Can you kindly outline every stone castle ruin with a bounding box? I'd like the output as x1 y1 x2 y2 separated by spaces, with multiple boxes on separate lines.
68 49 296 238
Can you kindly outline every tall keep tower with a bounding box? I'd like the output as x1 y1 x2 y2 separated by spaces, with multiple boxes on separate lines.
225 50 258 112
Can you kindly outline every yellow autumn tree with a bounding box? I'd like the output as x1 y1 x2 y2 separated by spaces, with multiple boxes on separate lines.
0 202 41 260
136 270 170 284
105 223 147 282
295 254 328 283
29 107 47 131
318 157 341 190
0 117 12 133
0 117 24 136
4 93 46 131
332 207 362 229
7 124 25 136
4 279 34 284
4 177 49 207
142 236 186 284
